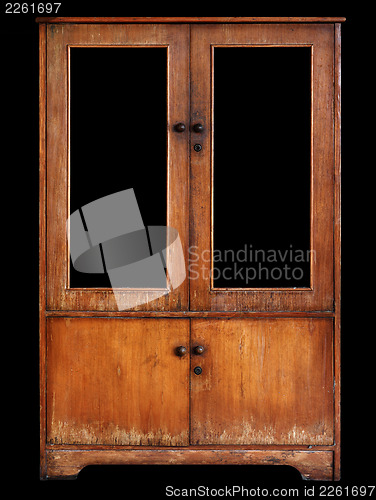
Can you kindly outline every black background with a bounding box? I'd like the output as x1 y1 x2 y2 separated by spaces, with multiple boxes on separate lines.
2 4 373 496
69 46 167 287
213 46 311 288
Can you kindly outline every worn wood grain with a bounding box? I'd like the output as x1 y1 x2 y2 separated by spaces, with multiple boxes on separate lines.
333 23 342 481
46 448 334 481
191 318 334 445
39 22 47 479
46 310 335 317
46 318 190 445
36 17 346 24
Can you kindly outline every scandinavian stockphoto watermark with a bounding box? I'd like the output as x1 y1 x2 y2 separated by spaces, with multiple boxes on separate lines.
188 245 313 285
67 190 313 309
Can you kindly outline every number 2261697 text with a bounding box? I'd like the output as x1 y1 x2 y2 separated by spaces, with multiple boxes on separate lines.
5 3 61 13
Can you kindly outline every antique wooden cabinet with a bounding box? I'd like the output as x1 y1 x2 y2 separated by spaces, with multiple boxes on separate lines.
38 17 343 480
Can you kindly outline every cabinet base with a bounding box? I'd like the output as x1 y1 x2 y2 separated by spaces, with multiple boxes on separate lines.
43 448 334 481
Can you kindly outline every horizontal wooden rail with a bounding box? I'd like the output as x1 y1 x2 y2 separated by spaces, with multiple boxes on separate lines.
36 17 346 24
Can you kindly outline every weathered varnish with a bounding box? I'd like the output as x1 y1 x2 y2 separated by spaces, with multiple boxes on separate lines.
39 17 342 481
190 318 334 446
47 318 190 446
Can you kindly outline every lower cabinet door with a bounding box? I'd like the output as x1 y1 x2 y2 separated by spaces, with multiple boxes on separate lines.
191 318 334 445
46 318 190 446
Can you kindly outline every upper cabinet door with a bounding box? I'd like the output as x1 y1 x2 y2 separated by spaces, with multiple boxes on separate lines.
46 24 189 311
190 24 335 311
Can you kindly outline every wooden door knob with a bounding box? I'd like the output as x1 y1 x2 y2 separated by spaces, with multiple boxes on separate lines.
193 123 204 133
174 122 186 132
175 345 187 357
193 345 205 355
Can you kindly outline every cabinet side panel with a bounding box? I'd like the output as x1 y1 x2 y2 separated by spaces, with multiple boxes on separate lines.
333 22 342 481
39 22 47 479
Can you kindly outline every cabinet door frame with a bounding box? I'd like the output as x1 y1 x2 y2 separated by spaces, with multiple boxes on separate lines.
45 23 190 311
190 318 334 445
46 317 190 446
190 23 335 311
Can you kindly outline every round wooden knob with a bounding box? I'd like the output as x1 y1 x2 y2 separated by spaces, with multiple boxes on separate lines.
175 346 187 357
193 345 205 355
174 122 186 133
193 123 204 133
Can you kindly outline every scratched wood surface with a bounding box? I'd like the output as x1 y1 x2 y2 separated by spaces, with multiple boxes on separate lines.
333 23 342 481
191 318 334 445
46 448 334 481
36 17 346 23
46 318 190 445
39 22 47 478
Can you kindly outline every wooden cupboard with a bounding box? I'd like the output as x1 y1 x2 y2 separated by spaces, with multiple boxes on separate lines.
38 17 343 480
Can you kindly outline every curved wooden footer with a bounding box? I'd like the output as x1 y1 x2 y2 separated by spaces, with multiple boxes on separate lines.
44 449 333 481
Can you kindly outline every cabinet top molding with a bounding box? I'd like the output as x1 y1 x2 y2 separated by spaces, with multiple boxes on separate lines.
36 16 346 24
